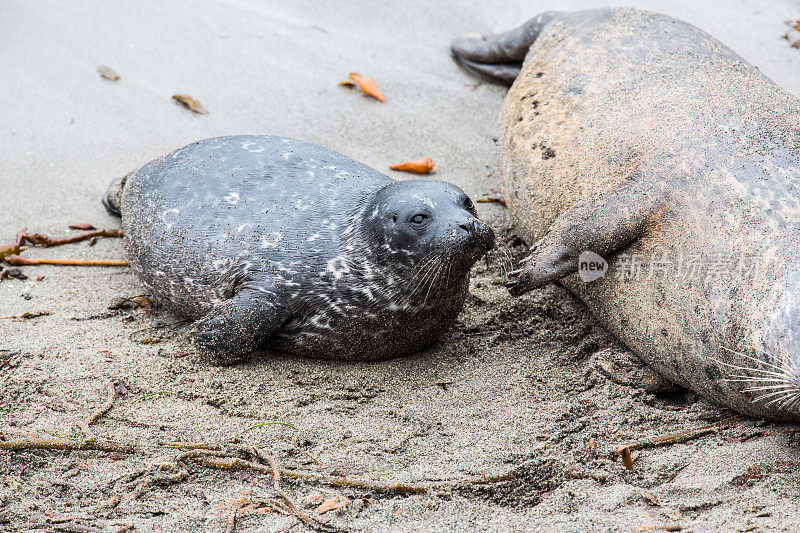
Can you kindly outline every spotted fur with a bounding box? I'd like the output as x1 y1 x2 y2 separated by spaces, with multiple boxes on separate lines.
453 8 800 420
106 136 494 363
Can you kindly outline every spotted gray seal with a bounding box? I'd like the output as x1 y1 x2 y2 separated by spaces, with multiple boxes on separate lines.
103 135 494 364
452 8 800 420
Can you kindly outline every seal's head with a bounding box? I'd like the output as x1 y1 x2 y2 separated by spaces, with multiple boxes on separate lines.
364 179 495 279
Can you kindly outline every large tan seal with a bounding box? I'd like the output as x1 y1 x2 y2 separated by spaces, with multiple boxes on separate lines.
452 8 800 420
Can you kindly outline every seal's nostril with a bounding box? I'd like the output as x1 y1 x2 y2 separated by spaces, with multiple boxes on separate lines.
458 222 473 232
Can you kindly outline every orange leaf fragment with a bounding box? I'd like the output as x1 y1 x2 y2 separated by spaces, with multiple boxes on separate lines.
389 157 436 174
69 223 97 230
97 65 120 81
618 446 638 470
0 243 23 261
338 72 386 102
313 497 347 516
172 94 208 114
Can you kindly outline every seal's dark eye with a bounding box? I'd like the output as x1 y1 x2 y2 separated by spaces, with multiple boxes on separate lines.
463 196 474 209
410 214 428 225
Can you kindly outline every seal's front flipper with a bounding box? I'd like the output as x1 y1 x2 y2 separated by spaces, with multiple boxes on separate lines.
507 186 666 296
190 288 285 365
451 12 559 84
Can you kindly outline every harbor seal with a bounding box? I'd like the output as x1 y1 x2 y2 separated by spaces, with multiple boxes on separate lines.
452 8 800 420
103 136 494 363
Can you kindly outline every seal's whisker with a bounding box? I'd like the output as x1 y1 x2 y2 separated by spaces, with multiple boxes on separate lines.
763 390 800 408
717 350 800 409
775 395 792 411
714 361 790 380
484 242 515 278
751 389 798 403
775 391 795 410
416 263 437 305
742 384 797 392
406 258 438 303
720 354 788 376
713 355 794 380
727 374 795 383
429 259 448 301
777 392 800 411
783 392 800 411
740 379 796 387
447 257 454 290
720 346 792 374
408 251 438 280
407 252 441 295
411 254 442 295
423 261 446 307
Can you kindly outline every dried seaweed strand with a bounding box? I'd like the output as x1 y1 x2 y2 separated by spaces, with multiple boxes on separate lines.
79 380 117 436
22 229 122 247
184 451 518 495
250 447 337 533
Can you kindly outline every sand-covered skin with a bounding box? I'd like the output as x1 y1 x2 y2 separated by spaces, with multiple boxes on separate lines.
2 1 800 531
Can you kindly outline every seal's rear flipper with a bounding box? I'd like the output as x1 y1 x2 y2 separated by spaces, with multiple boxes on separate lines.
455 58 521 85
593 348 683 394
451 12 559 85
102 172 131 218
506 186 666 296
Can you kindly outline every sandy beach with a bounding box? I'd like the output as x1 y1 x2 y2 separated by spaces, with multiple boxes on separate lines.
3 0 800 531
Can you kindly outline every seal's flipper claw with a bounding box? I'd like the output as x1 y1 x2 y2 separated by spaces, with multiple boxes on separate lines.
190 288 284 365
451 12 559 84
507 185 666 296
453 57 521 85
507 246 574 296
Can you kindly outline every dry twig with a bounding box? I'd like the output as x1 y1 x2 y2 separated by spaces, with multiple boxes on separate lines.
616 416 742 469
6 255 129 267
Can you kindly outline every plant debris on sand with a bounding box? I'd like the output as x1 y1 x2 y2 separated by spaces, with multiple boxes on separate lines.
2 213 800 531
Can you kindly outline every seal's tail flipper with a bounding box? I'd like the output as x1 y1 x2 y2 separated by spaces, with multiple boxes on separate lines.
453 58 522 85
102 172 130 217
451 12 559 85
506 186 667 296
